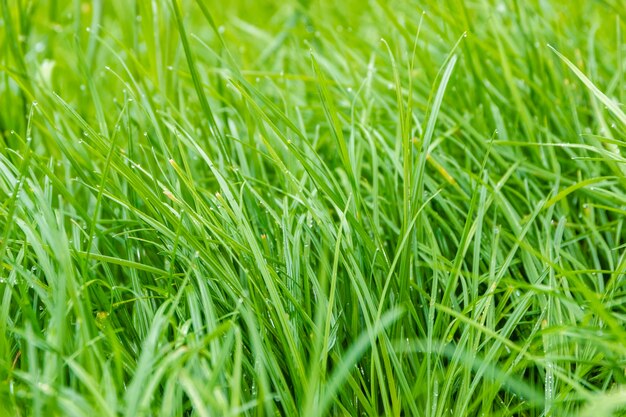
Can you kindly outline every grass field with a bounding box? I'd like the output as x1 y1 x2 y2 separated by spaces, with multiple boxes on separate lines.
1 0 626 416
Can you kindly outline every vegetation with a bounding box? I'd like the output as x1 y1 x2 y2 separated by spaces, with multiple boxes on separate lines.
1 0 625 415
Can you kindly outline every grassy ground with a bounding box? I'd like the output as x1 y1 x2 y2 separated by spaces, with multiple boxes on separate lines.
1 0 625 416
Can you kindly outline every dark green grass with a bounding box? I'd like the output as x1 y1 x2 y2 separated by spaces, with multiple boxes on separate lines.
1 0 625 416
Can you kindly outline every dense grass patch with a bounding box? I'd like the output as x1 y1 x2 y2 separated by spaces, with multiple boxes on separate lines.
1 0 625 416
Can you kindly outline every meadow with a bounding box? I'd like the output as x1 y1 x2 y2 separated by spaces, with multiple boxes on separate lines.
1 0 625 416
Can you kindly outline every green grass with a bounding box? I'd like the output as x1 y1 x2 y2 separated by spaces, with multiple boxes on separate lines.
1 0 625 416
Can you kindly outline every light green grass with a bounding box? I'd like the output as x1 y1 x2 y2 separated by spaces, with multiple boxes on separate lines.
1 1 625 416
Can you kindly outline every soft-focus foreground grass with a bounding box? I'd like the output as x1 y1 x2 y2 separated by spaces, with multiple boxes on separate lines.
1 0 625 416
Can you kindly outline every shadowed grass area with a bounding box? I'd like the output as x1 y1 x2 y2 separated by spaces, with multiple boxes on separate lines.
1 1 625 416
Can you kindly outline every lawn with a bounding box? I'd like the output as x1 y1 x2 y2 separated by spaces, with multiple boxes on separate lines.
1 0 625 416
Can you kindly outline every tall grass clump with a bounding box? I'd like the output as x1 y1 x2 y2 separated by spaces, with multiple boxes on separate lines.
1 0 625 416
